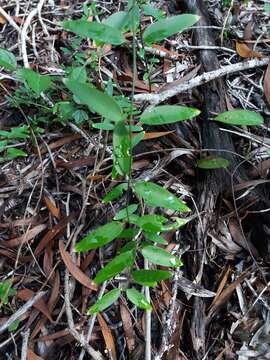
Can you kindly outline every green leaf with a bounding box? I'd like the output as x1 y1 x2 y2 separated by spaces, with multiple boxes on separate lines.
0 126 29 140
131 131 145 148
113 121 132 177
69 67 87 83
0 280 16 305
132 269 172 286
0 140 7 152
131 214 167 232
8 319 20 332
141 245 182 267
143 4 165 20
7 148 28 159
61 20 126 45
197 157 230 169
102 183 128 203
140 105 200 125
114 204 138 221
144 232 168 245
0 48 17 71
118 240 136 254
93 122 114 130
94 250 134 284
72 109 88 125
119 228 139 239
264 3 270 12
16 69 51 95
54 101 75 121
126 288 152 310
75 222 124 252
64 79 123 122
103 11 129 30
133 181 190 212
88 289 121 314
215 110 264 126
143 14 200 44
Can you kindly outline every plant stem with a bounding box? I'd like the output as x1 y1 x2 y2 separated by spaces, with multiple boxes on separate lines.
144 258 152 360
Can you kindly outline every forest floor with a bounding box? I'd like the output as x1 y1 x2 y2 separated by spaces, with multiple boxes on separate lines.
1 0 270 359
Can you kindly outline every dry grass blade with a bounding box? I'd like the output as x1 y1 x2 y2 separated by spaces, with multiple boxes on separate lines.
27 348 44 360
17 289 53 322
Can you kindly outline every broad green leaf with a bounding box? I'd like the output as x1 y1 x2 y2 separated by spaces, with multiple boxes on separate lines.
143 4 165 20
215 110 264 126
16 69 51 95
132 269 172 286
0 126 29 140
264 3 270 12
69 67 87 82
114 204 138 221
128 4 141 33
144 232 168 245
94 250 134 284
197 157 230 169
143 14 200 44
102 183 128 203
118 240 136 254
8 319 20 332
133 181 190 212
140 105 200 125
119 228 140 239
131 214 167 232
159 217 189 231
54 101 75 121
131 131 145 148
7 148 28 159
61 20 126 45
113 121 132 177
126 288 152 310
103 11 129 30
75 222 124 252
0 141 7 152
64 79 123 122
141 245 182 267
88 289 121 314
0 280 16 305
72 109 88 124
130 125 144 132
92 122 114 130
0 48 17 71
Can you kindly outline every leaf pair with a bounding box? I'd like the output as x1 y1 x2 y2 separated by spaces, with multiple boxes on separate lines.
88 287 151 315
61 14 200 46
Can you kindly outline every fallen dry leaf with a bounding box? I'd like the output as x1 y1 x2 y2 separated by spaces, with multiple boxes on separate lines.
0 15 6 25
142 131 175 140
5 224 47 248
97 313 117 360
120 304 136 354
264 62 270 106
34 213 75 256
59 241 97 291
236 42 262 58
27 349 44 360
44 195 60 219
17 289 53 322
207 270 249 320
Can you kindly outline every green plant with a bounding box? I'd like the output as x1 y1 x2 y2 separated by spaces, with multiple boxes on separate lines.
0 280 16 307
0 2 265 345
59 3 201 317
